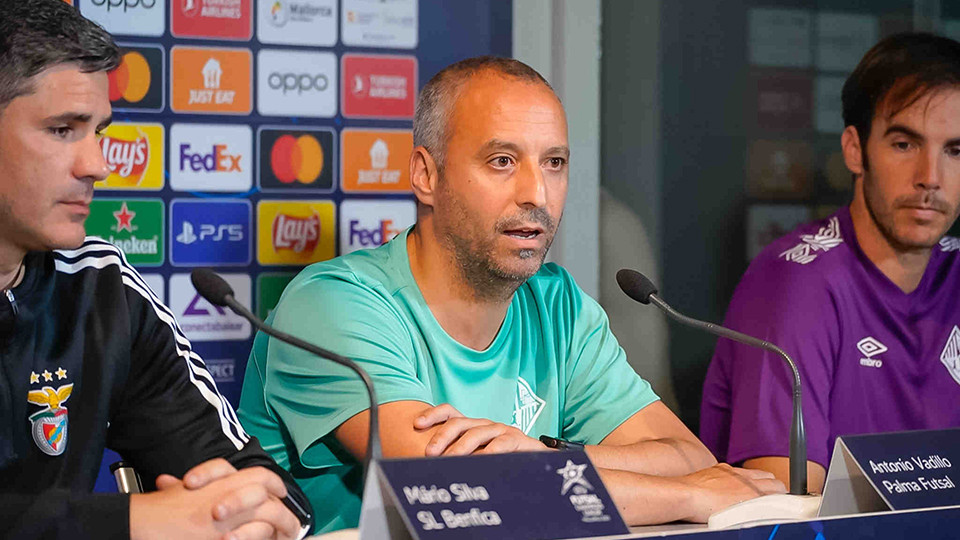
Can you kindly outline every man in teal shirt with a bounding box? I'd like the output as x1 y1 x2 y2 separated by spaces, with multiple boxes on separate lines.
239 57 785 533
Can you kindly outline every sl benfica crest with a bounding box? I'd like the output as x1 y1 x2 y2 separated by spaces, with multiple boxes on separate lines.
27 384 73 456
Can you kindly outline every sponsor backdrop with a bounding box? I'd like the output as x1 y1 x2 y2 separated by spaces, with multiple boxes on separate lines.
82 0 511 490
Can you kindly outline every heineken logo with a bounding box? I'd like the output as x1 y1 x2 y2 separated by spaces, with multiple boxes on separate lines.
86 199 164 266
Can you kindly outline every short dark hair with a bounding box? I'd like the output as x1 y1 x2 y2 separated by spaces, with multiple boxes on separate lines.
0 0 120 111
842 32 960 166
414 56 556 170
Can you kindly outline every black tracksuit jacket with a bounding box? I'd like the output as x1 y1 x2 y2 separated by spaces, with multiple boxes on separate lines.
0 238 312 538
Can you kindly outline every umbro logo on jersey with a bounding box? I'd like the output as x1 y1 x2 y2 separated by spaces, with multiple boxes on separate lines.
940 326 960 385
857 336 887 368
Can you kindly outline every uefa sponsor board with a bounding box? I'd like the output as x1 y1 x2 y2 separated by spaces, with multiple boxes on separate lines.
86 199 165 266
257 200 335 265
171 46 252 115
205 358 236 384
256 273 297 320
257 126 335 193
342 54 416 119
257 0 337 46
96 123 165 191
170 199 252 266
80 0 165 37
169 273 251 341
171 123 253 192
342 0 417 48
339 199 415 254
140 274 165 304
340 129 412 192
257 49 337 118
171 0 252 40
109 44 164 112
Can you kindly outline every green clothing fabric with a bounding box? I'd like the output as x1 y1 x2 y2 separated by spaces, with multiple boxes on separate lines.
238 228 659 534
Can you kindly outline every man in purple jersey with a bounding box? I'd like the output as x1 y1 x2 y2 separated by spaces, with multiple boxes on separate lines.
701 32 960 493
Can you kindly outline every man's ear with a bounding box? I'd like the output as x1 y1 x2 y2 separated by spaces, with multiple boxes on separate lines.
841 125 865 177
410 146 439 208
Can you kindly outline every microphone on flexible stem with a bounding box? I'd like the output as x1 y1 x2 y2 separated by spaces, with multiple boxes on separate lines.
190 269 382 516
615 268 807 496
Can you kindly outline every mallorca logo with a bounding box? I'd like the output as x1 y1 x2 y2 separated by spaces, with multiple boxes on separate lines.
96 123 164 190
27 375 73 457
857 336 887 368
108 44 164 112
940 326 960 386
510 377 545 435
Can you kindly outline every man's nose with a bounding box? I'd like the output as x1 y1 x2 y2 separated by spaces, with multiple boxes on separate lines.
515 160 547 208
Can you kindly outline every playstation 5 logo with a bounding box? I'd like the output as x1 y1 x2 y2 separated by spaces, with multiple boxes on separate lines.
175 221 243 245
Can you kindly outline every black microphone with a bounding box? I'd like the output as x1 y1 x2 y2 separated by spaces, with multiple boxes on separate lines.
189 269 383 511
616 269 807 496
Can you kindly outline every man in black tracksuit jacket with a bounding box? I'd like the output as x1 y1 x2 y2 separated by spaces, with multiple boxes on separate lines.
0 2 312 538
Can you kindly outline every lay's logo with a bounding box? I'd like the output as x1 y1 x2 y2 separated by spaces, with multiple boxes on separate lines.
273 212 319 253
108 44 164 112
257 200 334 265
96 123 164 190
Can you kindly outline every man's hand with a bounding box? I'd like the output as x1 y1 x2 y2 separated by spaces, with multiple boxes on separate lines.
414 403 548 456
133 458 302 540
677 463 787 522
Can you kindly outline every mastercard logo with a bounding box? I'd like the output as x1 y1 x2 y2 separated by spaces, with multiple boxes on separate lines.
109 51 151 103
271 135 323 184
107 45 163 112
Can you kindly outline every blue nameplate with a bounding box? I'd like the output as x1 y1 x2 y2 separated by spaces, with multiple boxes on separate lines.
821 428 960 516
358 450 629 539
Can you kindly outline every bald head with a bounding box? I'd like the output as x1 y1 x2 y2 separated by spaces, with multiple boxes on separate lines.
413 56 558 171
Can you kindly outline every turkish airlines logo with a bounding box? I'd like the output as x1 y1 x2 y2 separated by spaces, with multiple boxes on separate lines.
257 49 336 117
342 54 416 118
172 0 252 40
172 47 252 114
273 213 320 253
108 44 164 112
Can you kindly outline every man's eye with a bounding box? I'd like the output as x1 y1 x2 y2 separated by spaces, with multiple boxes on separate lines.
893 141 913 151
50 126 72 138
546 157 566 169
491 156 513 168
947 146 960 158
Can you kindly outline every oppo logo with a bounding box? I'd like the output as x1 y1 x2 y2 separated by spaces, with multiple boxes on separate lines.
268 72 328 94
90 0 156 11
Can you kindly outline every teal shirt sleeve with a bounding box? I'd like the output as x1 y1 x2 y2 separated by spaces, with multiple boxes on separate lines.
559 273 659 445
264 271 434 469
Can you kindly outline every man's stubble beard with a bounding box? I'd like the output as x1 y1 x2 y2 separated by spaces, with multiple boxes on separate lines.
438 185 560 303
861 169 957 252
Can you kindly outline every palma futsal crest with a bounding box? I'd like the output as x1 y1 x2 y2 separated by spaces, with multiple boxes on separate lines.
27 384 73 456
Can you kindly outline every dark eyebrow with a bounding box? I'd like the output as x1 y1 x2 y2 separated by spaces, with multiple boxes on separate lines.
883 124 924 141
45 112 113 131
97 115 113 131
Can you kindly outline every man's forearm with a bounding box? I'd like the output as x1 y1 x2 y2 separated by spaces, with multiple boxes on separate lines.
598 468 697 525
587 437 718 476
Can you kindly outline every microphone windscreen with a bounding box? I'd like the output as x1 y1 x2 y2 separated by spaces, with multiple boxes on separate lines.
190 268 234 307
616 269 658 305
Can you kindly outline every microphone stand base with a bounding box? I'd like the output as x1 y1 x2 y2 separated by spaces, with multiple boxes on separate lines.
707 494 822 530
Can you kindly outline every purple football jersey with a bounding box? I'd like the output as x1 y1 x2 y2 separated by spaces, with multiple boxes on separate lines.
701 206 960 467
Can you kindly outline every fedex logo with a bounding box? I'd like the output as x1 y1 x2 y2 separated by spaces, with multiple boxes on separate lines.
349 219 401 247
171 124 251 192
179 144 242 172
339 199 415 254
